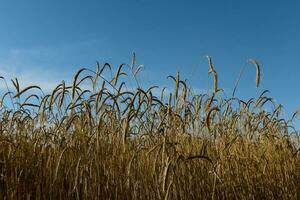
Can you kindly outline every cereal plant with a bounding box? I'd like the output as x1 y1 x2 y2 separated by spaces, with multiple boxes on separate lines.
0 55 299 199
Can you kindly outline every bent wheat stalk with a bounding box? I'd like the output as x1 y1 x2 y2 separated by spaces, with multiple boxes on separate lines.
248 59 261 87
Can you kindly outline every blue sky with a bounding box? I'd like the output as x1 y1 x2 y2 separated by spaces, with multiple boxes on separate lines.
0 0 299 126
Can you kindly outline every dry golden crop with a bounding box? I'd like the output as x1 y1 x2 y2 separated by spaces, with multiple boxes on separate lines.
0 55 299 199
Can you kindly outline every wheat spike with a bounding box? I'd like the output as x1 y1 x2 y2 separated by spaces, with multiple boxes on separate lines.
206 56 218 94
248 59 261 87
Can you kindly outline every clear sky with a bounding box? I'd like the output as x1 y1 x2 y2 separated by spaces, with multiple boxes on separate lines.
0 0 299 126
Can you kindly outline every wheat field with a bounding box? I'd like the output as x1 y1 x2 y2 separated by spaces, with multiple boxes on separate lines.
0 56 299 199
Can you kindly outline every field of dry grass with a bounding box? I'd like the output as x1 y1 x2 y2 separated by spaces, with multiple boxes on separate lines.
0 56 299 199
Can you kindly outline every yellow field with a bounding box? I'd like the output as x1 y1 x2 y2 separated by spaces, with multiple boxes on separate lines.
0 57 299 199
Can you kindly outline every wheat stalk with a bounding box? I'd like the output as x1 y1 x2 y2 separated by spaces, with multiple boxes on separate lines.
248 59 261 87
